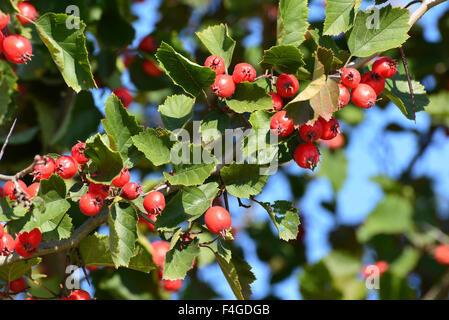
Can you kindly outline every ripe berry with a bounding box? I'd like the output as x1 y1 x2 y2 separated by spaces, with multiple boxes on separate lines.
121 182 142 200
232 63 256 83
113 87 133 108
0 31 4 55
112 167 130 187
56 155 78 179
320 134 345 150
204 206 232 235
361 71 385 95
351 83 377 109
139 213 157 231
151 240 170 267
15 228 42 258
72 142 89 164
0 223 3 239
68 289 91 300
143 191 165 215
294 143 320 170
122 54 135 68
138 35 158 53
276 74 299 98
338 83 350 109
79 193 103 216
300 120 323 142
1 233 15 256
17 2 39 26
3 35 33 64
162 279 183 292
4 180 28 201
204 55 226 75
318 116 340 140
372 57 398 78
88 183 110 199
9 278 26 293
211 74 235 98
142 59 164 77
434 244 449 265
269 92 284 111
270 110 294 138
0 11 10 29
33 156 56 180
361 261 389 278
340 68 361 89
28 182 40 198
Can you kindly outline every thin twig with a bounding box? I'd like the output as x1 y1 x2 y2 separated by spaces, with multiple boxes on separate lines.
0 118 17 162
398 46 416 122
237 198 251 208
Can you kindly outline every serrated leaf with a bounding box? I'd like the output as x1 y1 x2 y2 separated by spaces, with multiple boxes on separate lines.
221 163 268 199
318 148 348 192
217 238 232 263
158 95 195 131
35 13 96 92
39 212 73 241
0 198 28 222
132 128 176 167
0 258 41 282
425 92 449 126
163 238 200 280
196 24 236 68
284 100 315 127
201 111 231 144
0 60 18 125
323 0 358 36
277 0 309 46
226 82 272 113
259 45 305 74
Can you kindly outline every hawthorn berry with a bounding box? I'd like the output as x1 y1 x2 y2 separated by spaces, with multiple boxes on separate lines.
56 155 78 179
2 35 33 64
9 278 27 293
361 261 389 278
293 143 320 170
232 63 256 83
204 206 232 235
351 83 377 109
4 180 28 201
270 110 294 138
434 244 449 265
68 289 91 300
338 83 350 109
1 233 15 256
318 116 340 140
269 92 284 111
143 191 165 215
340 68 361 89
0 223 3 238
162 279 183 292
372 57 398 78
72 142 89 164
204 55 226 75
28 182 40 198
112 167 131 187
276 74 299 98
300 120 323 142
211 74 235 98
142 59 164 77
320 134 345 150
88 183 111 199
15 228 42 258
79 193 103 216
0 31 4 56
121 182 142 200
17 2 39 26
361 71 385 95
33 156 56 180
151 240 170 267
139 213 157 232
138 35 158 53
113 87 133 108
0 11 10 29
87 266 99 272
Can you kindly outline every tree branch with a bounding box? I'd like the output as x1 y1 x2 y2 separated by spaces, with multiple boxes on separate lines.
0 118 17 162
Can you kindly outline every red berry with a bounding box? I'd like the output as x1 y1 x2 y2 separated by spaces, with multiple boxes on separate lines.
320 134 345 150
88 183 110 199
1 233 14 256
2 35 33 64
33 156 56 180
204 55 226 75
14 228 42 258
28 182 40 198
9 278 27 293
139 213 157 231
232 63 256 83
72 142 89 164
68 289 91 300
0 31 4 56
340 68 361 89
270 110 294 138
211 74 235 98
372 57 397 78
151 240 170 267
361 261 389 278
299 120 323 142
0 11 10 29
121 182 142 200
143 191 165 215
56 155 78 179
0 223 3 239
17 3 39 26
338 83 350 109
361 71 385 95
351 83 377 109
87 266 99 272
269 92 284 111
318 116 340 140
112 167 130 187
434 244 449 265
122 54 135 68
79 193 103 216
204 206 232 235
4 180 28 201
142 59 164 77
139 35 158 53
294 143 320 170
162 279 183 292
113 87 133 108
276 74 299 98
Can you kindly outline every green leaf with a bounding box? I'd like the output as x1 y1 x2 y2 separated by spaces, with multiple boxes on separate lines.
226 82 272 113
425 92 449 126
0 61 18 125
0 258 41 282
158 95 195 131
196 24 236 68
163 238 200 280
256 200 301 241
35 13 96 92
39 212 73 241
217 238 232 263
285 100 315 127
97 9 135 48
323 0 358 36
389 247 420 278
221 163 268 199
201 111 231 145
318 148 348 192
348 5 410 57
0 0 18 14
84 133 124 183
102 94 144 167
259 45 305 74
277 0 309 46
132 128 176 167
109 202 139 268
156 42 216 97
0 198 28 222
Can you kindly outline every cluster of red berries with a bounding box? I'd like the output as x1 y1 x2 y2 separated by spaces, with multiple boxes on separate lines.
0 224 42 259
0 3 38 64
